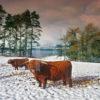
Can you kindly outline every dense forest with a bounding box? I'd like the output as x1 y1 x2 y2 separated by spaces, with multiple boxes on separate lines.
0 5 41 57
0 5 100 62
60 23 100 62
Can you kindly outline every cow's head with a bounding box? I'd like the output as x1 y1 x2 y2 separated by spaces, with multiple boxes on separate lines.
8 59 14 64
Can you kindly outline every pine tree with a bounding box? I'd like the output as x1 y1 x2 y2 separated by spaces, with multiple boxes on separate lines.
0 5 6 55
0 5 42 57
22 10 31 56
29 11 41 57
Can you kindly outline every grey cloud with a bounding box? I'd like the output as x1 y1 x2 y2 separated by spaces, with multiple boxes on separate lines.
0 0 100 44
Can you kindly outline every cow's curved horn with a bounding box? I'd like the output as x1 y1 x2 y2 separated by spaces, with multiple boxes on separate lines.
41 61 48 64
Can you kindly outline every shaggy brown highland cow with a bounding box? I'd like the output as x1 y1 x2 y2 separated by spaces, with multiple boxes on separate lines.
24 60 72 88
8 58 29 70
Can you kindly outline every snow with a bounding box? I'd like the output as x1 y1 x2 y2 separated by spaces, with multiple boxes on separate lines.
0 56 100 100
42 55 69 61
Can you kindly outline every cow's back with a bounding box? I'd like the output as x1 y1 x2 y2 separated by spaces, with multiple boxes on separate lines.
47 60 71 73
10 58 28 67
46 61 72 81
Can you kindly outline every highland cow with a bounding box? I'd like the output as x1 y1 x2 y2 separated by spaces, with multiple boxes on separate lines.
34 61 72 88
24 60 72 88
8 58 29 70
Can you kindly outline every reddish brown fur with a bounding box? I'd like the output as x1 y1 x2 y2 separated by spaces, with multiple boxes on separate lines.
23 60 40 69
23 59 43 74
24 60 72 88
8 58 29 70
35 61 72 88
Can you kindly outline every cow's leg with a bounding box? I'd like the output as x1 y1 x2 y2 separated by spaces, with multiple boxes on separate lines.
68 78 72 87
63 80 67 85
15 67 18 70
63 76 67 85
38 80 42 87
16 67 18 70
36 78 42 87
25 66 28 70
37 81 41 87
43 79 47 89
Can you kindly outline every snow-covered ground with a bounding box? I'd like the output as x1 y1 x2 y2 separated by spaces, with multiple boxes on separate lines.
0 56 100 100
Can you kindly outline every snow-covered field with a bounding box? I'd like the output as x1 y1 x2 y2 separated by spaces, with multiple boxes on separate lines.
0 56 100 100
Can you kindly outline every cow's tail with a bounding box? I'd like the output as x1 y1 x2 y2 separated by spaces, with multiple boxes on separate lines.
68 61 72 78
65 61 72 78
68 61 72 87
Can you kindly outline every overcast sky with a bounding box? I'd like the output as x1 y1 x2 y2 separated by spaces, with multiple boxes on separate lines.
0 0 100 46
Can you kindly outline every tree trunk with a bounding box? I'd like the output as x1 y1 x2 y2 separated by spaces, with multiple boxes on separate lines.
30 28 33 57
19 28 22 56
24 29 28 56
14 32 18 56
2 30 6 56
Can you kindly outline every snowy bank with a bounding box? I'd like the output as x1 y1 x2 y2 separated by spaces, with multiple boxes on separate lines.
0 56 100 100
